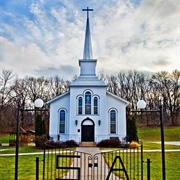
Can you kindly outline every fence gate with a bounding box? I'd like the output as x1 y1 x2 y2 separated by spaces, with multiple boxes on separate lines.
43 144 143 180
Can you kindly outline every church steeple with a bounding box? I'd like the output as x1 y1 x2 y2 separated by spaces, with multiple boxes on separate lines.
70 7 106 86
82 7 93 59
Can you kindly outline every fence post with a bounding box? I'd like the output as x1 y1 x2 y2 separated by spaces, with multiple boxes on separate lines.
141 142 144 180
36 157 39 180
147 158 151 180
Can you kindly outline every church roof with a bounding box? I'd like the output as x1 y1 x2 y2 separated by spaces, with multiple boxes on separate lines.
46 91 70 104
70 76 107 87
47 90 129 105
107 91 130 106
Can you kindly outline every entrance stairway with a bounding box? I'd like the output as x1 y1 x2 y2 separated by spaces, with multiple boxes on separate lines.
79 141 96 147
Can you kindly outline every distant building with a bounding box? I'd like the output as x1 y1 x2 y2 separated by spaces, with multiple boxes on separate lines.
9 127 35 146
47 8 129 143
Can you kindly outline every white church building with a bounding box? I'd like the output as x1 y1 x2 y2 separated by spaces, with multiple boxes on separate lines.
47 8 129 143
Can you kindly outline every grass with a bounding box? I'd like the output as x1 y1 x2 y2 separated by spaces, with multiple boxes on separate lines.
138 126 180 150
0 145 76 180
142 152 180 180
0 146 43 154
0 126 180 179
101 147 180 180
0 154 44 180
44 151 76 179
102 148 142 179
137 126 180 180
101 126 180 180
0 134 10 143
138 126 180 142
0 145 44 180
142 142 180 150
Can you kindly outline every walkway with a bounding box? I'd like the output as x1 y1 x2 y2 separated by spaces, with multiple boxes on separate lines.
63 147 119 180
152 141 180 146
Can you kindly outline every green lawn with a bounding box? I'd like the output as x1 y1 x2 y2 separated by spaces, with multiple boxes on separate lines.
0 146 74 180
138 126 180 142
101 149 180 180
0 154 44 180
138 126 180 180
142 152 180 180
0 134 10 143
0 146 43 154
0 126 180 179
0 145 44 180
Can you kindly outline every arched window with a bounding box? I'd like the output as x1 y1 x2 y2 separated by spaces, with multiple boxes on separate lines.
59 110 65 133
94 97 98 115
78 97 83 114
110 110 116 134
85 91 91 114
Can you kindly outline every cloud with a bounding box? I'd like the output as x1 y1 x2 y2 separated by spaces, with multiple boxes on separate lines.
0 37 50 75
0 0 179 80
153 58 170 66
92 0 179 73
35 65 77 79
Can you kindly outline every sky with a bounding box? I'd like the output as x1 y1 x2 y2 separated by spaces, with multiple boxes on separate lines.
0 0 179 80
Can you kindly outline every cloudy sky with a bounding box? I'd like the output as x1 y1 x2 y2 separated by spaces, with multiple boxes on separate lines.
0 0 179 80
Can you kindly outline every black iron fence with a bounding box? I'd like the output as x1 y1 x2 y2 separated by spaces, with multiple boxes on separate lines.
41 143 143 180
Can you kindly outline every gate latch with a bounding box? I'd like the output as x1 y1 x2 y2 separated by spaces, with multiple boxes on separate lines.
88 163 93 167
88 163 98 167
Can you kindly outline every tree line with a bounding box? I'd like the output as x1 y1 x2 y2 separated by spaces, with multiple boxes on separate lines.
0 69 179 132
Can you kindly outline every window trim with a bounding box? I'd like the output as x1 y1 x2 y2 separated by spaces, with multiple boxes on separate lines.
109 109 118 134
76 90 100 116
93 96 98 115
85 91 92 115
78 96 83 115
59 109 66 134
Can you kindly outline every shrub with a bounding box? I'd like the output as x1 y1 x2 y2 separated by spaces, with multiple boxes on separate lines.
130 141 140 148
97 138 121 147
64 140 79 147
45 141 64 148
35 135 47 149
45 139 79 149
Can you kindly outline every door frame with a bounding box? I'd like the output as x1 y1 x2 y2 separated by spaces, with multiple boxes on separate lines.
81 117 95 142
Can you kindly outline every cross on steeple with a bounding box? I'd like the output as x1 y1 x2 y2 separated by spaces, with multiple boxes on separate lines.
82 7 93 19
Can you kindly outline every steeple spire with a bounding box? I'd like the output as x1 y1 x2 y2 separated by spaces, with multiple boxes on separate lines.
82 7 93 59
70 7 107 86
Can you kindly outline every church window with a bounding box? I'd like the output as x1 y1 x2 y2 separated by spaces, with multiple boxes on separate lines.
85 91 91 114
94 97 98 115
78 97 83 114
59 110 65 133
110 110 116 134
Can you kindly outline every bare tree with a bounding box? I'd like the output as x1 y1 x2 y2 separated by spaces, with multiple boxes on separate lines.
0 69 15 131
150 70 180 124
0 67 179 132
48 75 70 98
0 69 14 107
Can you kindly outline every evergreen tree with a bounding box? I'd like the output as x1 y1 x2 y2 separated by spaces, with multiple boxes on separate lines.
35 113 46 136
35 113 46 147
127 115 138 142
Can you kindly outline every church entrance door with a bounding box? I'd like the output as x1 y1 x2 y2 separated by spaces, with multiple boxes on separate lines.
82 125 94 141
81 118 94 142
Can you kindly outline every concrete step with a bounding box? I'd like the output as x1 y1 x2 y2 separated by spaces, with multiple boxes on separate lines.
79 142 96 147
